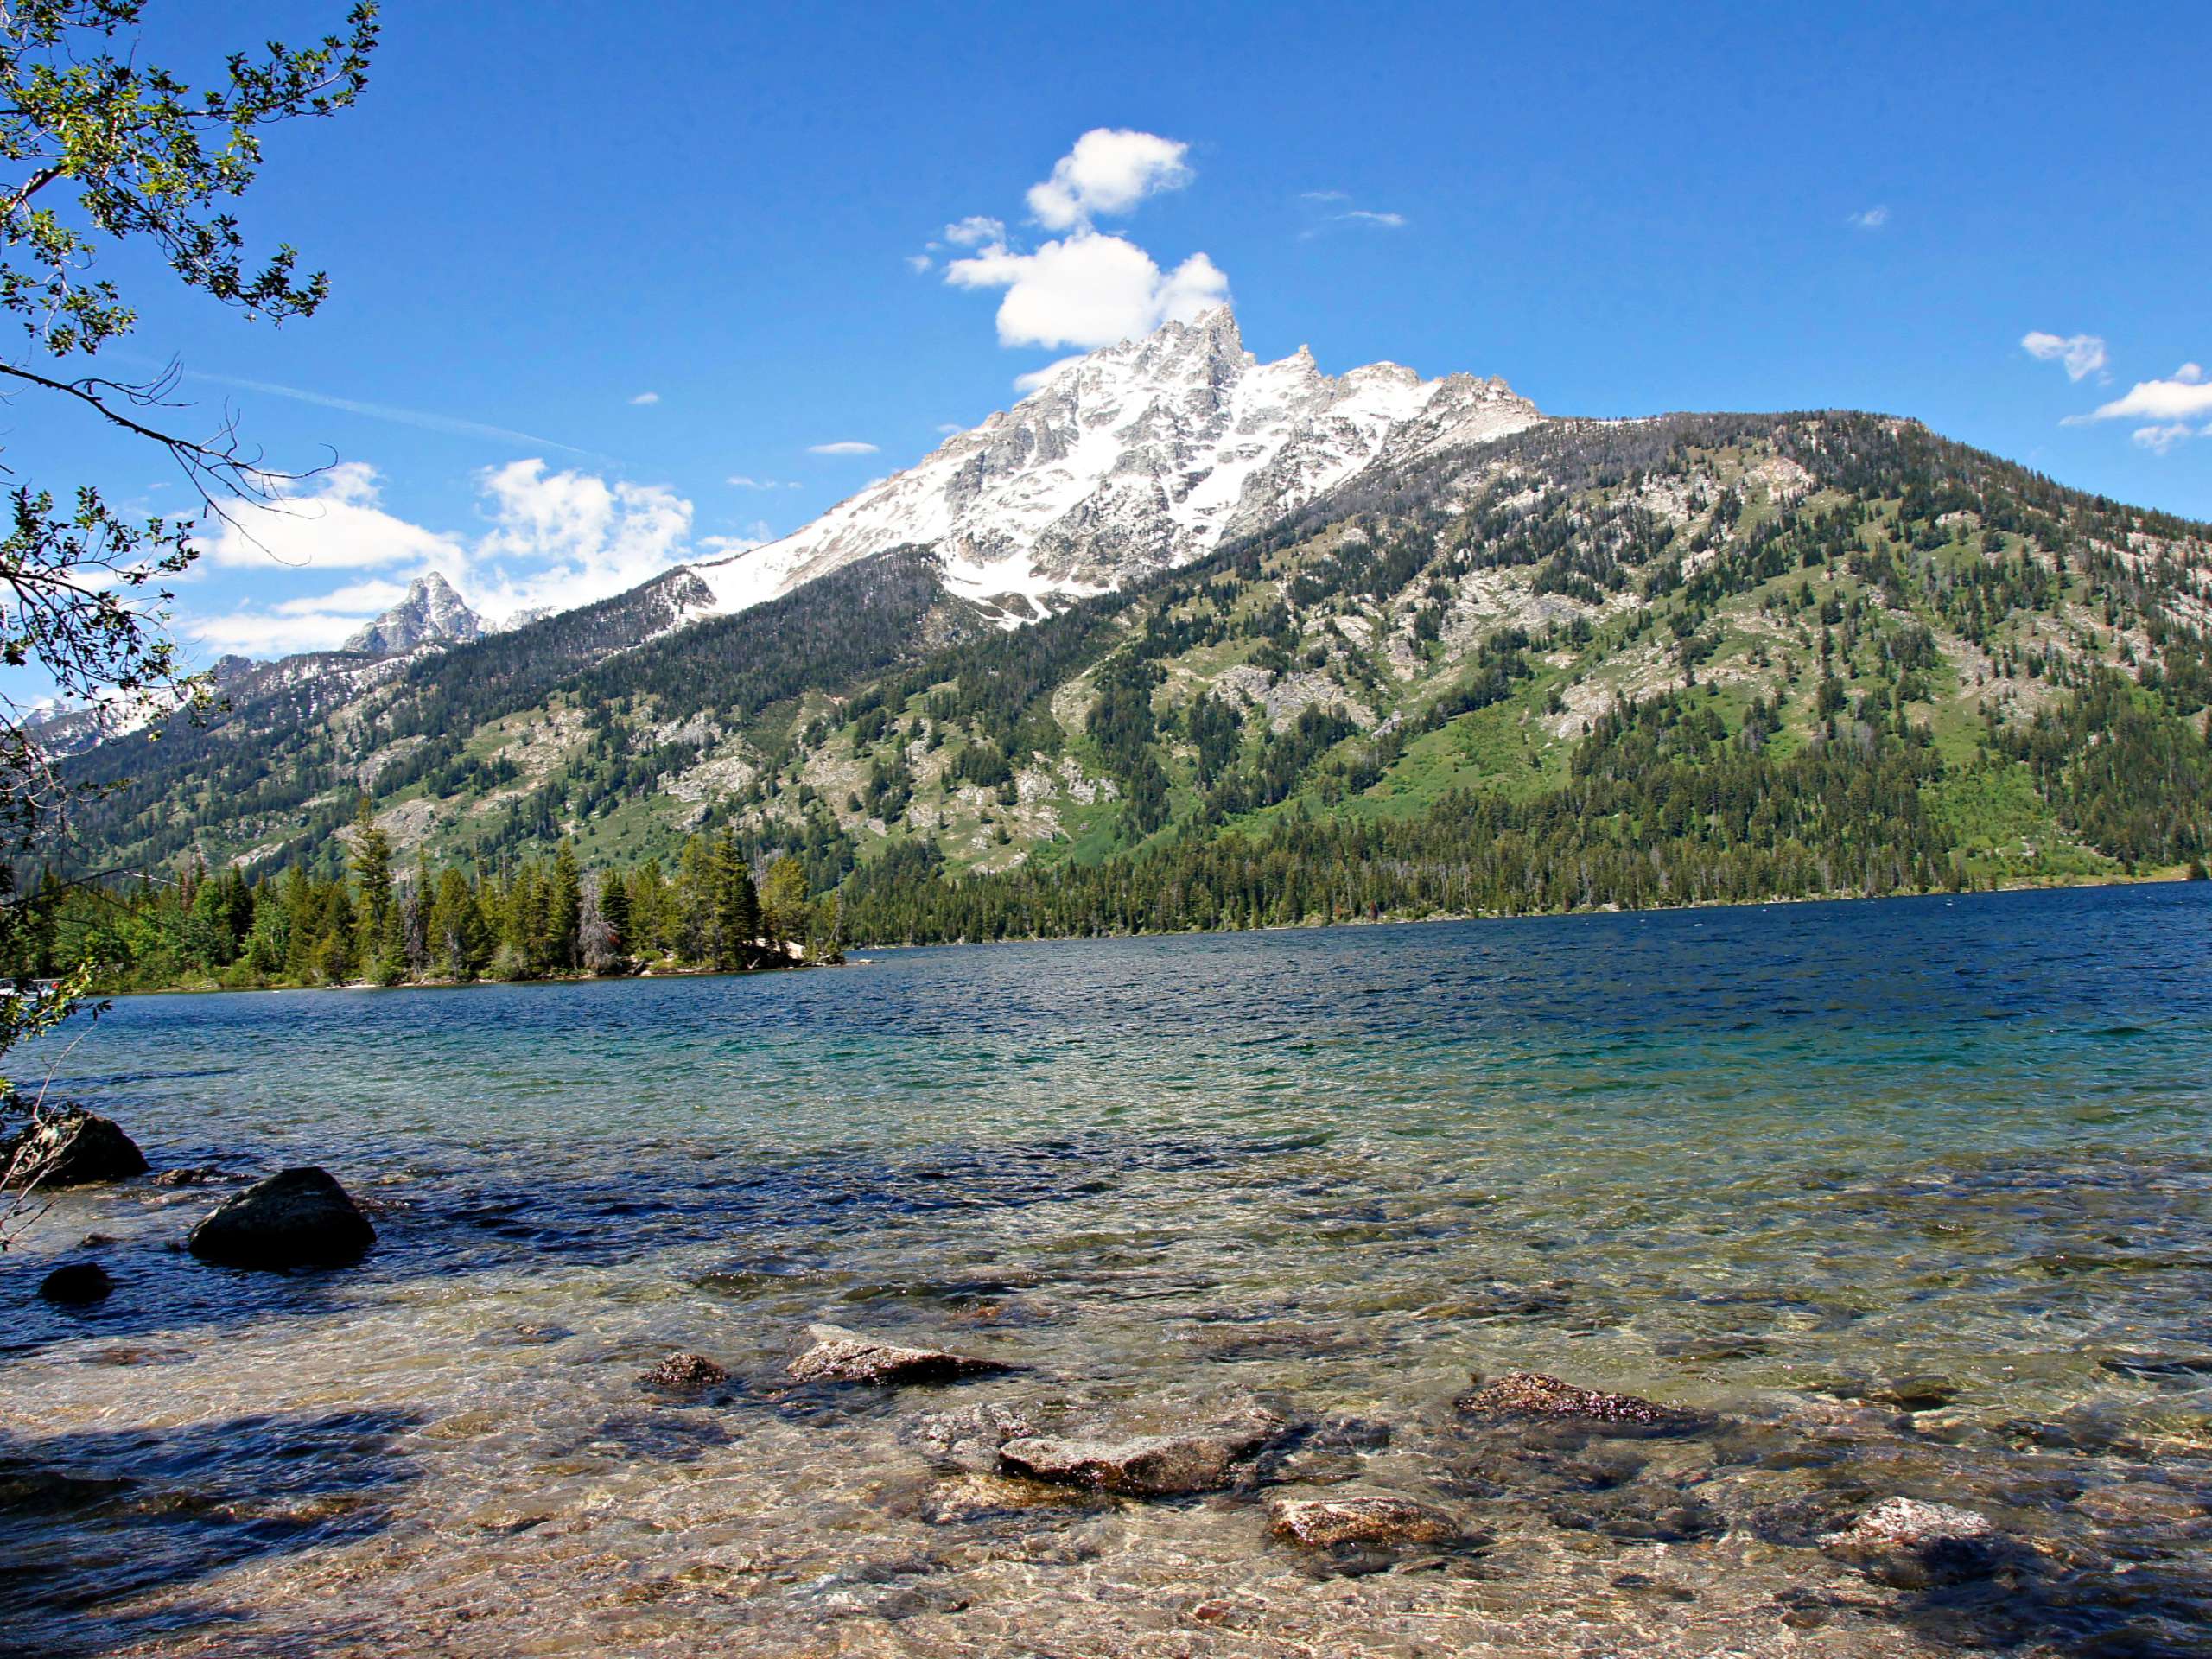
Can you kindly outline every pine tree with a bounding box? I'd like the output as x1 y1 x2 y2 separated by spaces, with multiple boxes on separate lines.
711 830 759 970
550 842 582 972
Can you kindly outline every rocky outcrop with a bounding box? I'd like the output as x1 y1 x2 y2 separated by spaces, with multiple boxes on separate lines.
343 572 485 655
787 1324 1016 1385
187 1167 375 1270
3 1112 147 1188
37 1262 114 1304
1819 1497 1999 1586
998 1411 1284 1497
642 1352 728 1395
1267 1492 1463 1548
1456 1370 1694 1430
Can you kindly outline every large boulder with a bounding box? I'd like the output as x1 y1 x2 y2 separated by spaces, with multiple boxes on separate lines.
787 1324 1017 1385
999 1412 1284 1497
37 1262 114 1304
3 1111 147 1188
187 1167 375 1270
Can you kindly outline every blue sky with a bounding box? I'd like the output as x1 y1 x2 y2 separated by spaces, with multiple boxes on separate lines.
28 0 2212 663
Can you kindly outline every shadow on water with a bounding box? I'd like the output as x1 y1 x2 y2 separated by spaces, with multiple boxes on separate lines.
0 1407 420 1658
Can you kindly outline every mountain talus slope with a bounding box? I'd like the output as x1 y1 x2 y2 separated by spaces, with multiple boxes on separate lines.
44 315 2212 934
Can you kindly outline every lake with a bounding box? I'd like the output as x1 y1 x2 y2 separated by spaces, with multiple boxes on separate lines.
5 886 2211 1656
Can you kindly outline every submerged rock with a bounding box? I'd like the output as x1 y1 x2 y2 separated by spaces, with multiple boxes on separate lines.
3 1112 147 1188
641 1351 728 1395
1456 1370 1693 1430
37 1262 114 1304
1819 1496 1999 1586
999 1411 1284 1497
787 1323 1016 1385
1267 1491 1462 1548
151 1166 226 1188
910 1400 1061 1472
187 1167 375 1270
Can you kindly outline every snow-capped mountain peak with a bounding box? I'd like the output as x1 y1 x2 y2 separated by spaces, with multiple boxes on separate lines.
690 307 1542 625
344 572 486 655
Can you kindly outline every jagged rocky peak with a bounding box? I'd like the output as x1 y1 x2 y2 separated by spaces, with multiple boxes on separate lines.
344 572 486 656
689 306 1543 625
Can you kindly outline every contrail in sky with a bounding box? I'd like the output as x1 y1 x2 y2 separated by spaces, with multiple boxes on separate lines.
169 366 619 464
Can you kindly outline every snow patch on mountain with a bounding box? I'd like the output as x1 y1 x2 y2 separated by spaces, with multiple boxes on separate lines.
689 308 1542 625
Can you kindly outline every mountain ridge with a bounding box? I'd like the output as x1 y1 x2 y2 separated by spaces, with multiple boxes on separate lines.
34 313 2212 944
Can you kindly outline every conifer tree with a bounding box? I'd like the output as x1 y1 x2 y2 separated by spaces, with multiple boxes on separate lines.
550 842 582 972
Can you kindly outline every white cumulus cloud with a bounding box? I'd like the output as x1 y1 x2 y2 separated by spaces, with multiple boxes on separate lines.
205 462 468 571
190 459 697 658
629 391 661 405
807 441 880 455
937 130 1227 353
2084 365 2212 423
1026 130 1192 230
2021 331 2109 382
947 230 1229 350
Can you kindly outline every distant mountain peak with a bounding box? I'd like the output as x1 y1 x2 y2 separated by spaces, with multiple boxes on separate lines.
688 308 1543 626
344 571 486 656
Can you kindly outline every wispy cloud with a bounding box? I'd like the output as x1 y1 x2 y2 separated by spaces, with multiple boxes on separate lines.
1847 205 1890 230
628 391 661 405
807 441 880 456
2130 422 2202 455
905 253 933 273
2021 331 2109 382
728 474 802 489
1298 192 1409 239
174 367 613 461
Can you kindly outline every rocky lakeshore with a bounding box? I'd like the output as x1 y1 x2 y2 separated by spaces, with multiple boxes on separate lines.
4 896 2211 1656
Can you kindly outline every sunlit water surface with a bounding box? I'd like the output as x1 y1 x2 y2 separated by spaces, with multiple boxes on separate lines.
4 887 2211 1656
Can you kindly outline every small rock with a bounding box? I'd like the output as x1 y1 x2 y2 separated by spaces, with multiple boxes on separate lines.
1818 1496 1999 1586
3 1112 147 1188
641 1351 728 1395
38 1262 114 1304
786 1323 1016 1385
1867 1375 1959 1412
152 1166 223 1188
1268 1492 1462 1548
1000 1413 1283 1497
187 1167 375 1270
1456 1370 1689 1428
79 1233 116 1249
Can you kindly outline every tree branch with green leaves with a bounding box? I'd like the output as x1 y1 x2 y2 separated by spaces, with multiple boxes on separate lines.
0 0 379 1119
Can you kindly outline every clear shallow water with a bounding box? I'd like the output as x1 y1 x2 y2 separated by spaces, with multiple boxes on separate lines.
3 886 2210 1656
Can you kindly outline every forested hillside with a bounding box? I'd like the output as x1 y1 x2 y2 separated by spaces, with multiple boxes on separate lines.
31 409 2212 972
